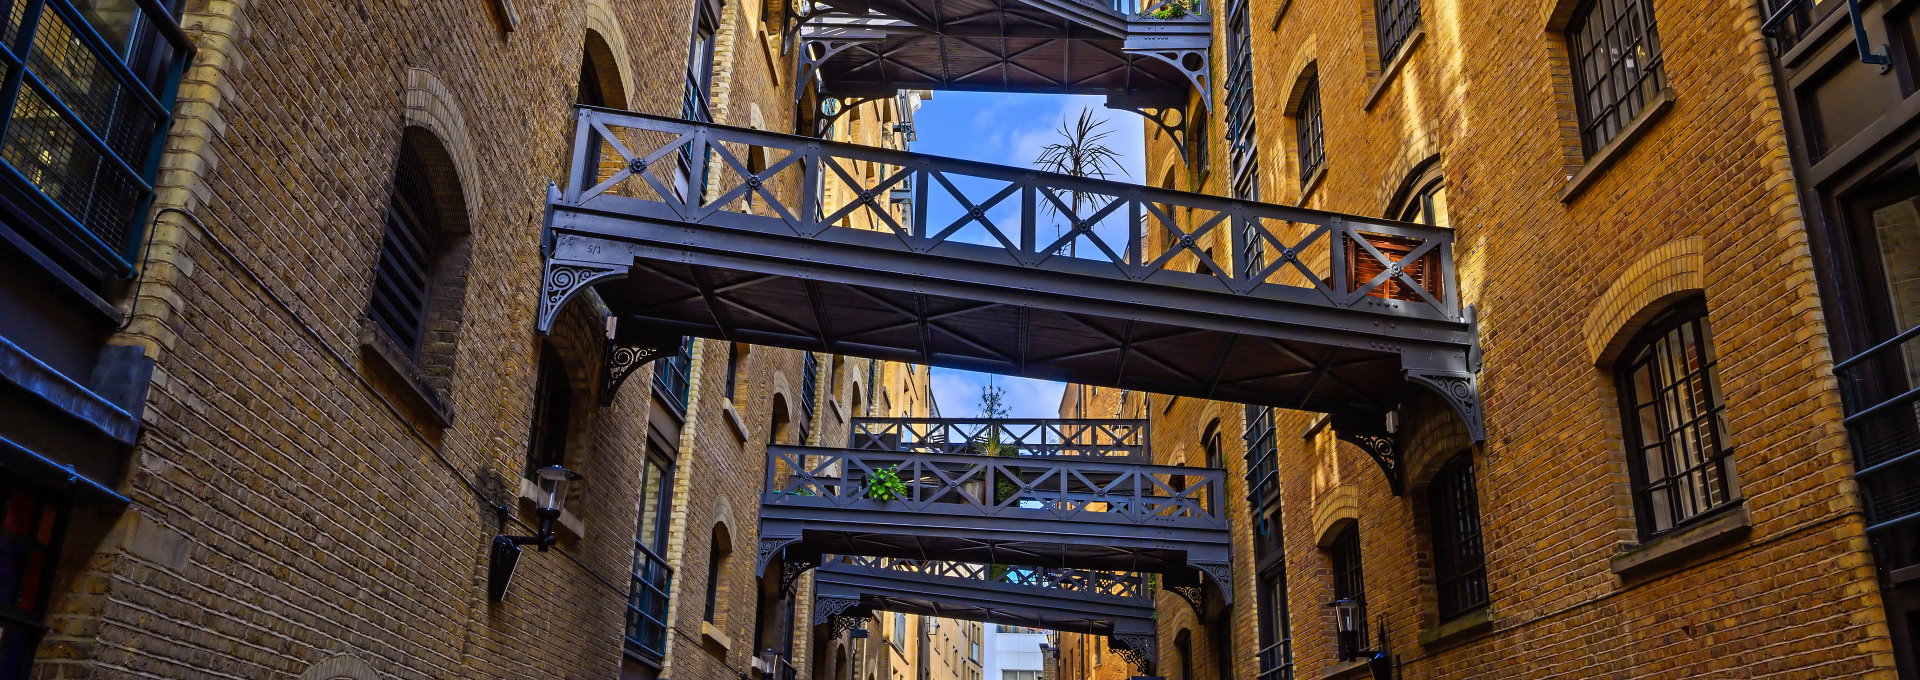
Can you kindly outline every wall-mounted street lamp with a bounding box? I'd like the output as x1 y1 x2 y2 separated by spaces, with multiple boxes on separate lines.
1329 598 1394 680
488 465 582 601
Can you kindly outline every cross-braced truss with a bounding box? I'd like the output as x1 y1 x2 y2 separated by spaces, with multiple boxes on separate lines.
850 416 1149 460
541 109 1482 461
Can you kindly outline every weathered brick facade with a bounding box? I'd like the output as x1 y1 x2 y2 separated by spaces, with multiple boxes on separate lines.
1056 0 1899 677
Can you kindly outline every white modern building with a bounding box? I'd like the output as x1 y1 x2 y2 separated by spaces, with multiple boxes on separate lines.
982 624 1048 680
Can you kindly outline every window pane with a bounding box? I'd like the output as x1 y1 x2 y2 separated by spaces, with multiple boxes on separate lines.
1618 302 1737 538
1567 0 1666 153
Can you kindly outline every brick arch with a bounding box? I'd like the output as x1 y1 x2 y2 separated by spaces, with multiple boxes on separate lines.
402 67 482 221
1582 237 1703 365
1311 485 1360 547
299 656 380 680
581 0 635 109
1400 391 1474 491
1375 151 1442 217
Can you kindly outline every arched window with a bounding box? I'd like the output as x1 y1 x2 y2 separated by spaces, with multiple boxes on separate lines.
1288 70 1324 185
1616 297 1737 537
770 394 795 445
704 523 732 623
1174 629 1194 680
1202 420 1224 469
525 343 572 478
1326 524 1366 660
368 137 443 357
1390 163 1447 227
1427 451 1487 620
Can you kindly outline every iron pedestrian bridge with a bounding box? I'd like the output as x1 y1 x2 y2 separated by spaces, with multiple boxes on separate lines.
814 556 1163 672
539 108 1483 492
756 443 1231 583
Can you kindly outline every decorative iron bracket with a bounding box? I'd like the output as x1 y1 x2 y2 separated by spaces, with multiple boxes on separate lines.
1106 103 1189 165
756 534 805 577
1404 367 1483 443
1331 411 1401 496
815 595 865 627
1169 583 1205 614
537 260 629 334
794 34 884 103
783 2 866 55
1122 46 1212 112
1193 561 1233 604
781 552 822 594
1110 633 1158 674
811 96 884 138
600 321 684 407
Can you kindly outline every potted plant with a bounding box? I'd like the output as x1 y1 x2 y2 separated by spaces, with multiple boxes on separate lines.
865 465 909 501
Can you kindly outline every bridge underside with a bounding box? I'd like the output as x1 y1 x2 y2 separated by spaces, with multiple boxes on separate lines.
583 250 1413 416
761 514 1227 576
803 19 1200 104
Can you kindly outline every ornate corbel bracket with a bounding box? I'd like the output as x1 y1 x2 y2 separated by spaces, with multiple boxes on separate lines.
1169 584 1205 614
1109 633 1158 674
538 260 628 334
756 535 805 577
794 35 884 104
1405 368 1484 443
1331 411 1402 496
781 552 821 594
811 96 884 139
1193 561 1234 604
1124 47 1213 112
1106 103 1189 166
600 324 685 407
815 595 865 626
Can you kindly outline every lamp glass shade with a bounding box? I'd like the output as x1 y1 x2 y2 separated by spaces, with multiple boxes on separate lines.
535 465 576 512
1330 598 1361 634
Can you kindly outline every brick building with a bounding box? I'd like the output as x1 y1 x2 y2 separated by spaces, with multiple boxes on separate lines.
1049 0 1915 677
0 0 937 678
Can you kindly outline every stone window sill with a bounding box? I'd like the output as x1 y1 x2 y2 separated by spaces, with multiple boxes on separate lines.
1610 504 1750 579
1364 27 1425 112
1419 606 1494 649
723 399 751 443
1299 165 1327 204
1320 658 1371 680
1559 90 1675 204
517 476 586 539
702 621 733 655
357 318 453 428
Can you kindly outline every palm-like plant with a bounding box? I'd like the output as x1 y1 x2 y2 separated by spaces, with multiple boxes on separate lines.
1034 109 1130 246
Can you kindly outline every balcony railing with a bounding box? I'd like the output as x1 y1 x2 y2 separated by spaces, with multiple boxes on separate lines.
850 417 1149 460
1835 324 1920 540
764 445 1226 529
0 0 193 280
561 108 1462 322
822 555 1149 603
1257 640 1294 680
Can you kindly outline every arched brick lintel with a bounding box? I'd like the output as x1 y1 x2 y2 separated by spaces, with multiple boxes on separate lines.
300 655 380 680
402 67 483 220
1582 237 1704 366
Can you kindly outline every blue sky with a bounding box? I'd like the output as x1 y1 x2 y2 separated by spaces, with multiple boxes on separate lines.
907 92 1146 418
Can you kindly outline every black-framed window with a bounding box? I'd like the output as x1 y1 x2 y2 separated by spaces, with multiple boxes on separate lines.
1566 0 1666 154
1244 409 1280 511
0 0 191 282
684 0 720 123
1375 0 1420 65
1392 170 1447 227
525 344 572 478
703 524 730 623
1428 452 1487 620
0 475 68 680
653 336 694 412
368 144 440 357
1223 0 1257 202
1293 75 1324 184
1617 298 1737 537
1328 525 1366 661
724 342 742 400
625 449 675 662
800 351 819 442
1256 563 1292 680
1189 113 1210 189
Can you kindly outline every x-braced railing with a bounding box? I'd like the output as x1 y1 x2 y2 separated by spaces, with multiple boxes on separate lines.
556 108 1461 323
850 417 1149 460
822 555 1150 602
764 446 1227 529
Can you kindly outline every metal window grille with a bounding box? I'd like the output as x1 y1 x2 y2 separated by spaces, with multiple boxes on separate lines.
524 346 572 478
1243 405 1279 511
0 0 190 279
1328 527 1366 661
1375 0 1420 66
626 456 674 662
1617 299 1737 538
1224 0 1257 202
653 336 694 411
1294 76 1324 183
1566 0 1665 154
0 473 69 678
1256 559 1292 680
1428 453 1488 620
368 150 439 357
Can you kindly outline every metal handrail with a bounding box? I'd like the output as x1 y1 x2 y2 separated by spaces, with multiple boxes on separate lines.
562 107 1463 321
822 555 1151 601
764 445 1229 528
849 417 1149 460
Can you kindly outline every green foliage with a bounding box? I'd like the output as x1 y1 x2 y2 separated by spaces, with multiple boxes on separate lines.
865 465 909 501
1144 0 1196 18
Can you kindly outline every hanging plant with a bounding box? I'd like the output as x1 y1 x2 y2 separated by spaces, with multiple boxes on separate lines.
865 465 909 501
1144 0 1196 19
